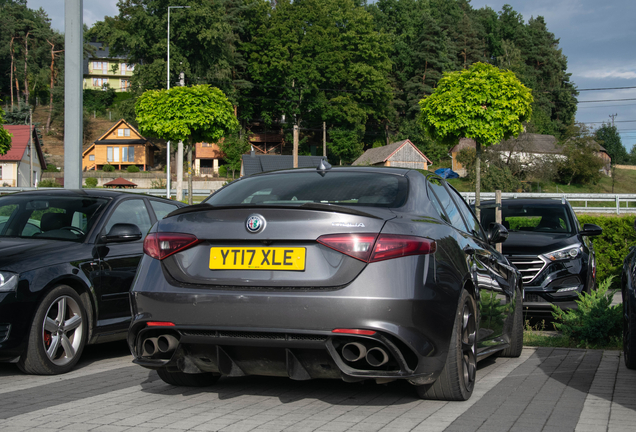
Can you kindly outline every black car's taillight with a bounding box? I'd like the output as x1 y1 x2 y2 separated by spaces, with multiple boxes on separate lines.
143 232 201 260
317 233 436 263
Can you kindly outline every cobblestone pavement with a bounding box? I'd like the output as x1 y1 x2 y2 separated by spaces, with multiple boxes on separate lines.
0 344 634 432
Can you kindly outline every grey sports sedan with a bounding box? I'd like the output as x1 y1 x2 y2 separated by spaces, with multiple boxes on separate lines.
128 166 522 401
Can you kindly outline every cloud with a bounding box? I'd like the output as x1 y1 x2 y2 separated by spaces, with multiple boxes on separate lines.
577 70 636 80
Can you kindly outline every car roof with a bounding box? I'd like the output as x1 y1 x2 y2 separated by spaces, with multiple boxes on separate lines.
481 198 567 206
1 189 180 203
244 166 414 179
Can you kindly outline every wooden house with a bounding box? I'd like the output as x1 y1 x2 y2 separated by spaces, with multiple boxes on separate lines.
352 139 432 170
0 125 47 187
194 141 225 177
82 119 157 171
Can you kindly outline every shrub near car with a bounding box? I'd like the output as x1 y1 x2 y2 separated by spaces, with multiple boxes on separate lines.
129 166 523 401
0 189 184 374
480 198 602 315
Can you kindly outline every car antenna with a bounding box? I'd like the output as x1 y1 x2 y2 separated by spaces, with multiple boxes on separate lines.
317 158 332 177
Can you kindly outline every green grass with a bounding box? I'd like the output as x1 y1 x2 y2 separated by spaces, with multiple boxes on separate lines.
522 320 622 350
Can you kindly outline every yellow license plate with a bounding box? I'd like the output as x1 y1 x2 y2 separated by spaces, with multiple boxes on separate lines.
209 247 306 270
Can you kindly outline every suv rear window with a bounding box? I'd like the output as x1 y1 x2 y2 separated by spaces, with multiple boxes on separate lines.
481 203 574 234
205 171 409 208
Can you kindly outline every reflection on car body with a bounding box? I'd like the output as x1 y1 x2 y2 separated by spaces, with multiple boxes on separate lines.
128 166 523 401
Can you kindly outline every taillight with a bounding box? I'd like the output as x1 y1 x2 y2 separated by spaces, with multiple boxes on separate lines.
143 232 201 260
317 233 435 263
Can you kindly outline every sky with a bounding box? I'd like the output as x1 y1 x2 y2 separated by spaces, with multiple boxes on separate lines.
27 0 636 151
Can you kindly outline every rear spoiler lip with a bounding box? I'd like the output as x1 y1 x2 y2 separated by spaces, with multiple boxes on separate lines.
165 202 388 220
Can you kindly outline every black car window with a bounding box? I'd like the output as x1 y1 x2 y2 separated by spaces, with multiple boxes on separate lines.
0 196 108 242
448 186 486 241
482 203 574 234
427 177 467 232
150 200 180 220
205 171 409 208
105 199 152 236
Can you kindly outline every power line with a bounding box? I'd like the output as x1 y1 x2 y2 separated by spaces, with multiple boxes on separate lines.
579 98 636 103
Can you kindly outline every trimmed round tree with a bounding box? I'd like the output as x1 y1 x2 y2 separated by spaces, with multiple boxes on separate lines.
136 85 239 203
418 62 533 217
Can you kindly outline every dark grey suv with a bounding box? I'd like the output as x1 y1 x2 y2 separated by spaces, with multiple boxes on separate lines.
128 167 523 401
480 198 602 316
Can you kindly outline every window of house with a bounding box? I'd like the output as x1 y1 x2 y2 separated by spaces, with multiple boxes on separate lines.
127 64 134 71
0 166 3 179
107 147 113 162
92 78 104 87
124 128 130 137
89 155 95 161
113 147 120 162
122 146 135 162
118 129 123 137
121 79 130 91
93 61 104 70
202 142 212 147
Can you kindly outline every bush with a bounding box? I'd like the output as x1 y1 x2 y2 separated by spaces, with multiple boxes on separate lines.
84 177 98 188
126 165 140 173
218 165 227 177
103 164 115 172
38 179 61 188
44 164 60 172
551 277 622 348
577 214 636 285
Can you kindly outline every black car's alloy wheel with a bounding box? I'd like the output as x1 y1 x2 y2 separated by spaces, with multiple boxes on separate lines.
417 290 477 401
157 367 221 387
18 285 87 375
623 291 636 370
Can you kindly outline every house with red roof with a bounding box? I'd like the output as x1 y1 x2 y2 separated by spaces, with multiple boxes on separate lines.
0 125 46 187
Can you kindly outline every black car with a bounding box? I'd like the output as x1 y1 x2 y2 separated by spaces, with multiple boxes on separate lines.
128 166 522 401
621 219 636 370
0 189 185 374
480 198 602 315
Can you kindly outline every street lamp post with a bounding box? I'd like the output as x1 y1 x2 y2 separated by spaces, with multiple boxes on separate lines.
166 5 190 198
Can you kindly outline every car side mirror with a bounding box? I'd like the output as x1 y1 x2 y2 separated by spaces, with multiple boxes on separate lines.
487 222 509 244
580 223 602 237
101 223 142 243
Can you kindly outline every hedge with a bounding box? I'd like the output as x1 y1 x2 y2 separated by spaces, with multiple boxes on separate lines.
578 214 636 287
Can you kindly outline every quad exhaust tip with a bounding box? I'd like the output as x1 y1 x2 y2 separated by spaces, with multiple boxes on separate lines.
141 334 179 358
341 341 390 368
366 347 389 367
342 342 367 362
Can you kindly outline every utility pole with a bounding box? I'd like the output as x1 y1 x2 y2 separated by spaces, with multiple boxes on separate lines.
293 125 299 168
29 108 33 187
64 0 83 189
609 113 618 127
323 121 326 158
176 70 185 202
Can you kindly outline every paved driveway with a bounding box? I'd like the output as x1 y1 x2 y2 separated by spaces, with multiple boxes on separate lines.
0 343 634 432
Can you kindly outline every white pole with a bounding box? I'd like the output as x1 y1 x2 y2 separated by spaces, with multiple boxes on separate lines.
64 0 83 189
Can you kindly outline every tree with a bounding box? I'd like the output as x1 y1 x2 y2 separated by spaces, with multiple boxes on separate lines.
0 104 13 154
556 125 604 186
219 132 251 180
135 85 239 203
595 123 627 192
418 62 532 217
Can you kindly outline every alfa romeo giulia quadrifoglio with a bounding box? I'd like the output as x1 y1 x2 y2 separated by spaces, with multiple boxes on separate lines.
128 166 523 401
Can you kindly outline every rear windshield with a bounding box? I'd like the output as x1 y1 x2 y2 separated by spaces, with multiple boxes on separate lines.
481 203 574 234
205 171 409 208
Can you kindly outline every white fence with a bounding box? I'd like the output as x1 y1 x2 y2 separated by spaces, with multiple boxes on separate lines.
460 192 636 214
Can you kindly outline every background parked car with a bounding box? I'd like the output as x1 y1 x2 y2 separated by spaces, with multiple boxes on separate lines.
128 166 522 401
621 219 636 369
0 189 185 374
480 198 602 317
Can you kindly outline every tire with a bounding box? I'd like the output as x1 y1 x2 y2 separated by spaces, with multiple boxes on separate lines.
18 285 87 375
157 367 220 387
623 289 636 370
417 290 477 401
500 286 523 358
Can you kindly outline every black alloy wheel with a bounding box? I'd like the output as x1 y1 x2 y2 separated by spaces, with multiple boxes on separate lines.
417 290 477 401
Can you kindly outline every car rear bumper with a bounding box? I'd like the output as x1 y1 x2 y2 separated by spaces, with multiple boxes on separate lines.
128 256 460 384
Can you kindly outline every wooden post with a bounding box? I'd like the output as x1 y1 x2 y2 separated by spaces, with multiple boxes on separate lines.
323 121 326 158
293 125 299 168
495 189 502 253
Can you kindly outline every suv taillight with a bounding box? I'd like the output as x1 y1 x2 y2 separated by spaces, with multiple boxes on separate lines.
317 234 436 263
143 232 200 260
